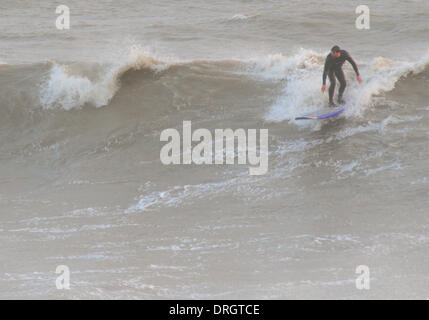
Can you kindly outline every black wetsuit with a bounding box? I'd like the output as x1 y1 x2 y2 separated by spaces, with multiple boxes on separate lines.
322 50 359 104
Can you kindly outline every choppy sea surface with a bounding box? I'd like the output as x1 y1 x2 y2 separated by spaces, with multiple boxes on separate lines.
0 0 428 299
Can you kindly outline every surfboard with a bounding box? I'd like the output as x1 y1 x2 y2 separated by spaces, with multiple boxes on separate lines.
295 105 345 120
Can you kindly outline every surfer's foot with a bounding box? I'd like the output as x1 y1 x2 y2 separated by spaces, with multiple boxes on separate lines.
329 102 337 108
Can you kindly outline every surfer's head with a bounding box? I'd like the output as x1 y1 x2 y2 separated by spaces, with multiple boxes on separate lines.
331 45 341 58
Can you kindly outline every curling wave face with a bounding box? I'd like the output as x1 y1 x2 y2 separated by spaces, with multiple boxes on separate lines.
1 0 429 299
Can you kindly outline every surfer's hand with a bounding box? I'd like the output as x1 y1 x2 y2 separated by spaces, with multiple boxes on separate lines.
357 76 362 84
321 84 326 93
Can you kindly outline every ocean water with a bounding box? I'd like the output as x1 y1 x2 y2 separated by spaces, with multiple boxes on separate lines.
0 0 428 299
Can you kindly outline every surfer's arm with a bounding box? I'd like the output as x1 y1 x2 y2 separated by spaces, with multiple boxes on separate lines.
345 52 360 76
322 56 330 85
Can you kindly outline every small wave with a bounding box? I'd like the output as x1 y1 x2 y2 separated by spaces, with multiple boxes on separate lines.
125 180 234 213
229 13 261 21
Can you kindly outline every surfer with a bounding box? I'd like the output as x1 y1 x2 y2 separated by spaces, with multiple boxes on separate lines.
321 45 362 107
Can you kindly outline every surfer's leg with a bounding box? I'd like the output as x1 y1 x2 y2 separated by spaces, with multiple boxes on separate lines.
328 70 336 105
336 68 346 103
